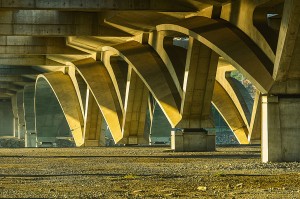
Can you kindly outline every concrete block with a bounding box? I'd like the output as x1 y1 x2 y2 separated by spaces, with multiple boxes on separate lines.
171 128 216 152
84 140 100 147
25 131 36 147
36 137 56 147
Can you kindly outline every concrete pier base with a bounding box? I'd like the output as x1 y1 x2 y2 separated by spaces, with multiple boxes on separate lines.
171 128 216 152
262 96 300 162
36 137 57 148
25 131 36 147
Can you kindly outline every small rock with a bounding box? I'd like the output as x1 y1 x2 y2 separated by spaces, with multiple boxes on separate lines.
197 186 207 191
133 190 144 194
235 183 243 188
226 184 231 189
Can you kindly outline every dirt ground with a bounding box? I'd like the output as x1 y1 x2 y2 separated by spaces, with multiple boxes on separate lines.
0 145 299 198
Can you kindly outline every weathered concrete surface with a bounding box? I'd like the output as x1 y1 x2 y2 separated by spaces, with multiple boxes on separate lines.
171 129 215 152
35 72 84 147
262 96 300 162
0 0 299 163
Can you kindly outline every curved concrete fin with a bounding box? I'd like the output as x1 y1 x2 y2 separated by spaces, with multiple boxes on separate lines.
157 16 274 94
36 72 84 146
72 58 123 143
109 57 129 106
102 41 182 127
226 77 253 124
212 81 249 144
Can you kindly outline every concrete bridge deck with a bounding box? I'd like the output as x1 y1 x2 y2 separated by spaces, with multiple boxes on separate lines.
0 0 299 163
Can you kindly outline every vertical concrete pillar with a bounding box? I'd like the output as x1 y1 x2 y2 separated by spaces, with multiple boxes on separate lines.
11 95 19 137
121 68 149 145
0 99 14 136
23 85 37 147
83 89 106 147
262 95 300 162
174 37 218 151
16 91 26 139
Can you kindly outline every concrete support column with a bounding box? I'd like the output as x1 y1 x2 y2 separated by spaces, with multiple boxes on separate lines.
0 99 14 136
83 89 106 147
16 91 25 139
23 85 37 147
121 68 149 145
262 95 300 162
13 117 18 137
174 37 218 151
11 95 19 137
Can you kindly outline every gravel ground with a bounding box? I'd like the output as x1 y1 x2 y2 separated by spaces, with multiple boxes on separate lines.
0 145 299 198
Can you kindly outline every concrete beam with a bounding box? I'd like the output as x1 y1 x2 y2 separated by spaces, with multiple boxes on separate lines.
0 76 35 82
0 0 214 11
0 66 41 75
273 0 300 81
0 55 48 65
0 36 84 54
0 94 11 99
0 83 23 91
0 88 16 95
0 10 131 36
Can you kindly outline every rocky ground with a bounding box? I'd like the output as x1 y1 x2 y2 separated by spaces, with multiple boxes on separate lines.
0 137 25 148
0 145 299 198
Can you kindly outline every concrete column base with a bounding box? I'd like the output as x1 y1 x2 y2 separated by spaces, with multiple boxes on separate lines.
262 96 300 162
84 140 100 147
119 136 149 145
36 137 57 148
25 131 37 147
171 128 216 152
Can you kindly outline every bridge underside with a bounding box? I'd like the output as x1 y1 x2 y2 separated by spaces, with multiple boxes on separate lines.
0 0 299 162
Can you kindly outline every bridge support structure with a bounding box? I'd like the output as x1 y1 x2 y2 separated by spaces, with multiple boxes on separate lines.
23 85 37 147
262 95 300 162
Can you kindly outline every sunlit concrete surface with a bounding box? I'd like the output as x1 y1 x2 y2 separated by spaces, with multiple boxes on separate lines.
0 0 299 163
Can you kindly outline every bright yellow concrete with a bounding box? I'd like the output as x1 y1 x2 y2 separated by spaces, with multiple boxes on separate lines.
36 72 84 146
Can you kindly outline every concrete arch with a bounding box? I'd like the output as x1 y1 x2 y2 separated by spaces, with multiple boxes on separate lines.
212 81 249 144
71 58 123 143
150 35 255 142
35 72 84 146
253 0 283 53
102 41 182 128
214 59 262 144
156 16 274 94
215 62 252 129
